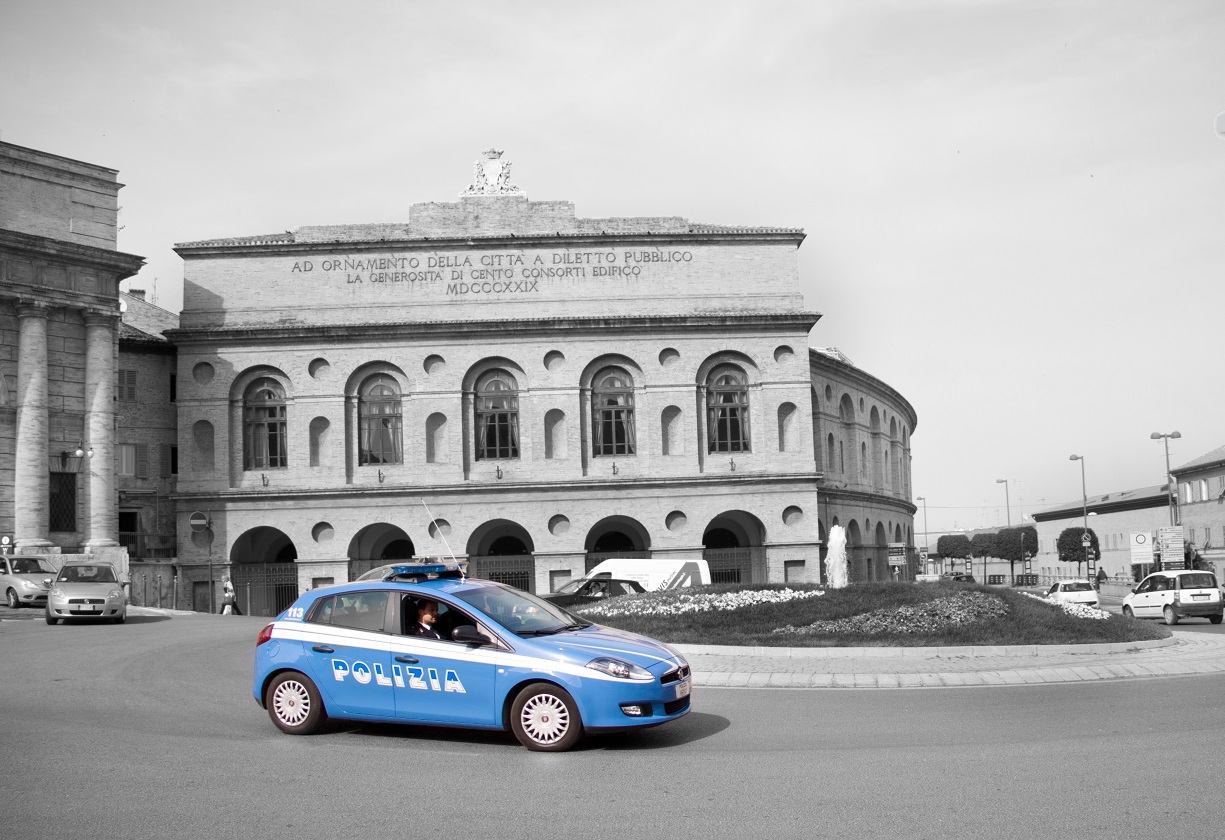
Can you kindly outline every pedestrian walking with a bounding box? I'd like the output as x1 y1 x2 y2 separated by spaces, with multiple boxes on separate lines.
220 577 241 615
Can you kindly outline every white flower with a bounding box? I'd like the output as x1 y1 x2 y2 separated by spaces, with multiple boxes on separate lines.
576 587 824 618
1021 592 1111 620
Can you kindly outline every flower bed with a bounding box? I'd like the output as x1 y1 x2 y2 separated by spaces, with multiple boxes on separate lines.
577 586 822 619
772 591 1009 636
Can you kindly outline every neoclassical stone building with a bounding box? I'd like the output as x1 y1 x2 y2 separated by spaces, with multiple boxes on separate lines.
165 151 917 613
0 142 144 567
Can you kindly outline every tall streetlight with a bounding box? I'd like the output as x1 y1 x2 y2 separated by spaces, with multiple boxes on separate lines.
996 478 1011 527
1150 431 1181 526
1069 454 1089 577
915 496 930 571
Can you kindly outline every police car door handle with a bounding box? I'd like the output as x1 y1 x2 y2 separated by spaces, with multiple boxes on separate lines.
395 655 419 664
312 645 335 653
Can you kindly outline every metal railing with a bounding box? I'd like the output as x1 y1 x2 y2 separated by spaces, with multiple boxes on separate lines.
702 547 767 585
118 532 176 560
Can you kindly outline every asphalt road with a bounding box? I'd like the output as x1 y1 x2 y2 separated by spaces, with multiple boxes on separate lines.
4 609 1225 840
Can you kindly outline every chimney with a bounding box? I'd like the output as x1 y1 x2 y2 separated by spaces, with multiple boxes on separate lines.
128 289 146 301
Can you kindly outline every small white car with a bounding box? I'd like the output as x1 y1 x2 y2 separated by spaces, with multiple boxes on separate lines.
1044 579 1100 609
45 562 128 625
1121 570 1223 625
1 555 57 608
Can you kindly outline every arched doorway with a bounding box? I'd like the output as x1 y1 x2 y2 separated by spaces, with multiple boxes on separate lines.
702 511 767 584
229 526 299 617
347 523 416 579
466 519 536 592
584 515 652 573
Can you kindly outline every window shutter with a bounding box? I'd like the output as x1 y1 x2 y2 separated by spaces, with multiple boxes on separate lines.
160 444 171 477
136 443 148 478
117 369 137 401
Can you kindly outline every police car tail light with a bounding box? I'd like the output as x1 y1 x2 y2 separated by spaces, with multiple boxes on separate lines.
586 657 653 681
256 624 275 646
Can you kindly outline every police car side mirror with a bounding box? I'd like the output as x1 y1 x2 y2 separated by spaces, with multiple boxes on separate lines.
451 625 488 646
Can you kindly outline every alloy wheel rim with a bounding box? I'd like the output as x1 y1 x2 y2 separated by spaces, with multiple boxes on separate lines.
273 681 311 725
521 694 569 743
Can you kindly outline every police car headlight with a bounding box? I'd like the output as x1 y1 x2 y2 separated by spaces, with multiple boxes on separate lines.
586 657 653 681
51 586 65 598
107 588 123 601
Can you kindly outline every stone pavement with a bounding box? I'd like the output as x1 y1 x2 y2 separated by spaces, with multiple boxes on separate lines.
11 606 1224 689
674 632 1225 689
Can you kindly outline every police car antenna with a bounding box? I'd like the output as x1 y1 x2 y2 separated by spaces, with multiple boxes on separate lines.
420 499 464 579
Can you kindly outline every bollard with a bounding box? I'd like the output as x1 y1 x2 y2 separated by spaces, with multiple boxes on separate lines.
142 573 148 607
156 572 162 609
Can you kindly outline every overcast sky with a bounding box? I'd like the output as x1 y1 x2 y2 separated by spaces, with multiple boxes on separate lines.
3 0 1223 537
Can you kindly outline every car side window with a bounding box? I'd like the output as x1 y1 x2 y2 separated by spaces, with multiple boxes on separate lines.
308 591 389 633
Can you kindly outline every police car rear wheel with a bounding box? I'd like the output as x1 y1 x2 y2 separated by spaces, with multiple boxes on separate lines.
267 672 325 735
511 683 583 752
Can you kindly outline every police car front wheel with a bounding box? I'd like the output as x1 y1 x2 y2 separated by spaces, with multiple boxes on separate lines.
266 671 326 735
510 683 583 752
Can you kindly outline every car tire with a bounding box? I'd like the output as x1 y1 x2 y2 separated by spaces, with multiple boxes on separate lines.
510 682 584 752
45 610 59 625
265 671 326 735
1163 605 1179 626
1122 606 1134 618
113 613 126 624
5 588 19 609
1210 614 1223 625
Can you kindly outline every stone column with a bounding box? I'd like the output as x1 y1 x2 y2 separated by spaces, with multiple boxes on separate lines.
83 311 119 548
14 303 51 549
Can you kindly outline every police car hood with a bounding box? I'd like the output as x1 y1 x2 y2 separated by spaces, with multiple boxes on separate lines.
525 625 684 673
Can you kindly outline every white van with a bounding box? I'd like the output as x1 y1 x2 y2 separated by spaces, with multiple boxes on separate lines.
582 558 711 591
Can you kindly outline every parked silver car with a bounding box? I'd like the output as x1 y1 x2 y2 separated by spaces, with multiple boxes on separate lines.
45 562 127 625
1 554 57 608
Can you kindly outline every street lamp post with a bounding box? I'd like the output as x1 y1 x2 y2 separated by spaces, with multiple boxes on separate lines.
1069 454 1089 577
916 496 930 572
1150 431 1181 526
996 478 1011 527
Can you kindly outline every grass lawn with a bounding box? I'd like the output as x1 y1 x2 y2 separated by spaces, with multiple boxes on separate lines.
573 581 1172 648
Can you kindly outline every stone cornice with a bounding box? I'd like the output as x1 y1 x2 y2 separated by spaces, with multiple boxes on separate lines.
0 228 144 276
173 228 807 258
171 470 822 505
165 311 821 345
820 485 916 515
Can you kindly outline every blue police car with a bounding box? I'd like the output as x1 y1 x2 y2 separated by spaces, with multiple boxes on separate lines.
252 561 692 751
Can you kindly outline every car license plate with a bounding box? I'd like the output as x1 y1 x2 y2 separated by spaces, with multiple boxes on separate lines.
81 604 97 611
676 680 691 700
1193 594 1208 600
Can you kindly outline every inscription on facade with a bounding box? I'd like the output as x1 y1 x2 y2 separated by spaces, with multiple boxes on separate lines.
289 249 694 296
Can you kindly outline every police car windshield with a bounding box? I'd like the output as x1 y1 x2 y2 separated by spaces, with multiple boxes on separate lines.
454 584 591 636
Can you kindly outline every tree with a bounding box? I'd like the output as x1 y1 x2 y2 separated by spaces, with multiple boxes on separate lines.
970 532 997 579
1056 527 1100 577
936 534 971 569
995 525 1038 583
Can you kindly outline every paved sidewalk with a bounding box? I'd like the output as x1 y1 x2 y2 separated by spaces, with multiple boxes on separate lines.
675 632 1225 689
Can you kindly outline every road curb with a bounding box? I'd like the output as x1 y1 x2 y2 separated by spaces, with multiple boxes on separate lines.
672 635 1177 659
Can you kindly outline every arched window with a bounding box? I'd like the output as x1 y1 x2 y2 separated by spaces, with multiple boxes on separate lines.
706 365 749 453
244 378 287 470
359 375 402 465
475 370 519 460
592 368 635 456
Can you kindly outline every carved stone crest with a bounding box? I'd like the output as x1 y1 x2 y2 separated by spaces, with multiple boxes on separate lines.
461 148 524 196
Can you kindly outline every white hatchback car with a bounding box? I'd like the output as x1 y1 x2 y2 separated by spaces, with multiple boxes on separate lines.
1044 579 1100 609
1121 570 1223 625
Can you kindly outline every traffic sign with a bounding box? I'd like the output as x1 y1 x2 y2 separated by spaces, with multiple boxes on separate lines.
189 511 210 533
1081 533 1092 546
